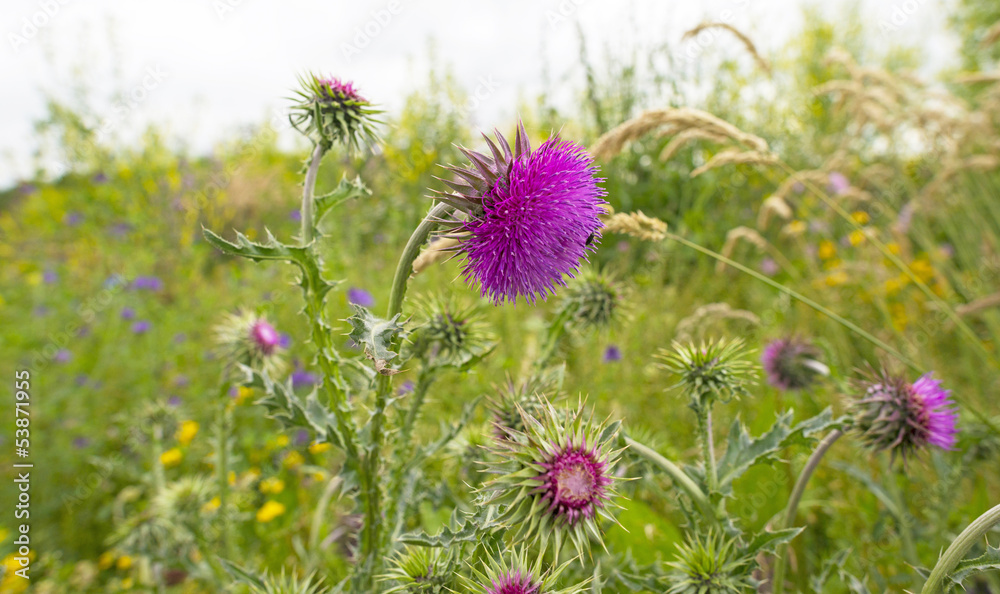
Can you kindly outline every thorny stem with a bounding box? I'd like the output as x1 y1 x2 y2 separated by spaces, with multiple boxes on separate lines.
537 305 575 370
884 457 920 568
625 436 716 523
300 144 324 245
772 429 843 594
699 406 718 496
921 502 1000 594
387 202 453 319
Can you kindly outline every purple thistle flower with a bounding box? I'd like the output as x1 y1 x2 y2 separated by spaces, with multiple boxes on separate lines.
850 370 958 461
250 319 280 355
485 571 539 594
602 345 622 363
537 445 613 527
347 287 375 308
827 171 850 195
132 276 163 291
761 337 827 391
437 121 607 305
132 320 152 334
317 77 365 102
121 307 136 320
54 349 72 363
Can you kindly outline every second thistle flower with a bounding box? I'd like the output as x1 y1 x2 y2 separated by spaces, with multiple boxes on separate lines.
435 121 608 305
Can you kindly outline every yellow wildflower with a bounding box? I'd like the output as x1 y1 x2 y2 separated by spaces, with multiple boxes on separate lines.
308 441 331 455
26 271 43 286
283 451 304 469
848 230 866 246
784 220 807 235
818 240 837 260
202 496 221 513
122 577 134 588
228 471 236 486
259 477 285 495
256 501 286 523
886 242 901 255
275 435 290 448
160 448 182 468
234 386 254 405
175 420 199 446
116 555 133 571
825 271 849 286
910 258 934 283
884 278 903 296
98 552 115 570
850 211 870 224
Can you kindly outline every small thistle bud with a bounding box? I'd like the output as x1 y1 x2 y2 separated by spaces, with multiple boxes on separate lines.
406 296 495 369
558 269 625 330
465 547 588 594
382 547 458 593
666 531 756 594
435 120 608 305
658 338 755 411
214 309 286 377
487 375 551 441
761 336 829 391
848 369 958 461
482 398 624 557
290 74 381 153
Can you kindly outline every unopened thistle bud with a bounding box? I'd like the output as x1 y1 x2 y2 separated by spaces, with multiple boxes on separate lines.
761 337 828 391
482 398 624 557
290 74 381 153
435 121 608 305
848 369 958 462
382 547 458 594
465 547 588 594
666 531 756 594
406 296 494 369
214 309 286 377
559 269 625 330
658 338 755 411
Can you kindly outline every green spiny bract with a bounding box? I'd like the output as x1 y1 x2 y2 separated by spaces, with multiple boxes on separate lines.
558 268 625 330
486 374 552 441
289 73 381 154
657 338 756 413
381 546 459 593
480 397 625 559
405 295 495 370
464 546 590 594
666 530 757 594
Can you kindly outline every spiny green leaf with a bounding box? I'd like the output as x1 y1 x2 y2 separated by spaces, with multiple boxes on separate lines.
347 304 406 376
948 544 1000 588
744 527 803 558
314 174 371 226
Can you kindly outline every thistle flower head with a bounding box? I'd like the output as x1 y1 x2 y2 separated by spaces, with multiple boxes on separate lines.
666 531 756 594
214 309 286 377
382 547 458 594
466 547 588 594
406 295 495 369
849 369 958 461
435 121 608 305
290 73 381 153
558 269 626 330
658 338 755 412
761 336 828 391
482 398 623 557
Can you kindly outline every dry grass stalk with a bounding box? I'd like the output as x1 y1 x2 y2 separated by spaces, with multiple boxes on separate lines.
981 21 1000 48
919 155 1000 207
675 302 760 343
681 22 771 74
758 195 793 229
601 210 668 242
591 107 768 160
717 226 768 273
772 170 827 201
954 72 1000 84
412 236 462 274
658 129 730 162
690 149 777 177
957 292 1000 317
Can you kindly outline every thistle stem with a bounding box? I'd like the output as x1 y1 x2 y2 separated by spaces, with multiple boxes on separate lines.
537 306 575 369
624 436 716 523
920 502 1000 594
387 202 452 319
215 388 233 560
772 429 842 594
300 144 324 245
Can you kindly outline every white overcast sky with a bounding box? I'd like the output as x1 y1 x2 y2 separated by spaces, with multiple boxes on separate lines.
1 0 958 187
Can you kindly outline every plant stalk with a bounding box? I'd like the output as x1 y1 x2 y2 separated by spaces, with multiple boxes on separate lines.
625 436 716 523
772 429 842 594
921 502 1000 594
387 202 452 319
300 144 324 245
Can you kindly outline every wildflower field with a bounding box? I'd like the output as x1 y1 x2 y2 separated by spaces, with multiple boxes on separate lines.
2 3 1000 593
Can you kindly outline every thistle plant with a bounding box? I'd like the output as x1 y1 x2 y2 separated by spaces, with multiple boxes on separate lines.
761 336 829 391
464 547 589 594
665 531 757 594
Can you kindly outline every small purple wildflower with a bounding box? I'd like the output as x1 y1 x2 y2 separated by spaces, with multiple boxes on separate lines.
294 429 310 447
290 209 302 222
278 333 291 349
18 183 36 195
132 320 152 334
93 172 108 184
347 287 375 308
54 349 72 363
173 375 190 388
602 345 622 363
760 257 779 277
43 270 58 284
75 374 89 386
76 325 91 337
827 171 850 195
896 202 915 233
437 121 608 305
173 332 187 344
132 276 163 291
292 367 319 389
168 395 183 407
72 437 91 449
110 222 132 236
33 306 50 317
121 307 136 320
397 380 416 396
64 211 83 226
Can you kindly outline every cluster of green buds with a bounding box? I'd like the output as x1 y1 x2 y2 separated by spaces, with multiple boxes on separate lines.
658 338 756 413
481 397 625 558
665 530 758 594
382 547 459 594
558 268 626 331
289 73 381 153
405 296 495 370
